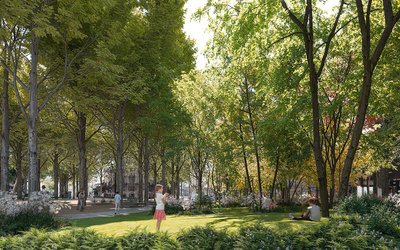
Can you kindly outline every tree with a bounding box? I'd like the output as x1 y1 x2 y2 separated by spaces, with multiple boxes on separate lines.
339 0 400 198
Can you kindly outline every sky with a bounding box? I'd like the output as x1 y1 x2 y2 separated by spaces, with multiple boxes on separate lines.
183 0 340 70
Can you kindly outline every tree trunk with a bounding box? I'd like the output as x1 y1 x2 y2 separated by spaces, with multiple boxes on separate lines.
77 112 87 204
339 0 400 199
380 167 389 197
239 123 252 193
138 141 143 201
28 29 40 195
116 104 124 206
53 150 59 198
373 172 378 195
171 162 175 197
72 164 76 199
270 155 279 200
244 78 262 199
176 170 180 199
15 141 23 199
144 136 150 204
1 68 10 192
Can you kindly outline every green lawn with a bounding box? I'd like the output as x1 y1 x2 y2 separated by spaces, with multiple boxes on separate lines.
72 207 330 237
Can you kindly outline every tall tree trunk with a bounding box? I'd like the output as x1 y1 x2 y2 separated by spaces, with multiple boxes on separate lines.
77 112 87 204
161 148 166 186
116 104 124 206
239 123 252 194
15 141 23 199
1 68 10 192
176 170 180 199
171 162 175 197
53 150 59 198
380 167 389 197
28 30 40 195
72 164 76 199
144 136 150 205
244 78 262 199
339 0 400 199
373 172 378 195
270 155 279 200
138 141 143 201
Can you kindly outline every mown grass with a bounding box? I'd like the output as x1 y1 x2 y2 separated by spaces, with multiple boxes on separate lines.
72 207 331 237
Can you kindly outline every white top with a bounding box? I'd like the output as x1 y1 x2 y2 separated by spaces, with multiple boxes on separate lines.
155 193 165 210
308 204 321 221
114 194 121 204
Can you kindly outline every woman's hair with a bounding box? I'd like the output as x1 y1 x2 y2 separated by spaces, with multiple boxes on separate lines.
155 184 163 198
309 197 319 204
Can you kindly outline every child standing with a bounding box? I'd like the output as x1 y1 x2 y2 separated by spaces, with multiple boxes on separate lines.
114 191 121 215
153 184 169 231
289 197 321 221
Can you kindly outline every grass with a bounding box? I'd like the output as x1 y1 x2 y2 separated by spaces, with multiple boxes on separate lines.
71 207 331 237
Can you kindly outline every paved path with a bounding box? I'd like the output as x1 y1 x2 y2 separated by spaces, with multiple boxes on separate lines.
60 206 152 220
57 199 153 220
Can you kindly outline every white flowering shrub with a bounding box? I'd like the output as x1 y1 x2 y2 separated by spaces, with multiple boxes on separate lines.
221 195 239 207
0 191 70 236
387 193 400 208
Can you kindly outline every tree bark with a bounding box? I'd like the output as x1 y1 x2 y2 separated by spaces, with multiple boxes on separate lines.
339 0 400 198
77 111 87 203
270 155 279 200
53 150 59 198
1 68 10 192
144 136 150 204
27 29 40 194
239 123 252 194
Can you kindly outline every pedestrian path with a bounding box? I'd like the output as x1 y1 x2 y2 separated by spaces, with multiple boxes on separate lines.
60 206 152 220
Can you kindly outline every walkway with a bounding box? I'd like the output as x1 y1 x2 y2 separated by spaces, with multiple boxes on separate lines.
57 199 152 220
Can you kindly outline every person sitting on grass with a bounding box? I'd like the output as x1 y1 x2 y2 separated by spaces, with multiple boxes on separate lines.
289 197 321 221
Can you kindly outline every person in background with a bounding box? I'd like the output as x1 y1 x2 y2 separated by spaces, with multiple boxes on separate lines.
78 189 85 212
114 191 121 215
289 197 321 221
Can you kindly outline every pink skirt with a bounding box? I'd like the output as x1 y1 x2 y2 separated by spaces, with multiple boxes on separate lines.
153 209 166 220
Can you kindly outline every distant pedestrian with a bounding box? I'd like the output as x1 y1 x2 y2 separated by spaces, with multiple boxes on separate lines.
153 184 169 231
78 189 85 212
114 191 121 215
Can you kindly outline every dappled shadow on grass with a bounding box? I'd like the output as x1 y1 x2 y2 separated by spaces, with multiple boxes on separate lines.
72 212 154 228
71 207 331 236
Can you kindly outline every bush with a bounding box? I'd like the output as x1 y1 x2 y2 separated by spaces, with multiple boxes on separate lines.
194 194 214 214
177 225 234 250
335 194 396 215
0 208 69 236
114 228 179 250
0 191 70 236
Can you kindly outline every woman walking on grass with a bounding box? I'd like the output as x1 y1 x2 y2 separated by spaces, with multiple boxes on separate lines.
153 184 169 231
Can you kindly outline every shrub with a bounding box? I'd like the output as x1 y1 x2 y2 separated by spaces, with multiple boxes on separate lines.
195 194 214 214
0 191 70 236
114 228 179 250
177 225 234 250
335 194 396 215
220 195 239 207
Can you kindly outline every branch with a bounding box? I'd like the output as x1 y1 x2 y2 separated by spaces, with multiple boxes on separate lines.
316 0 345 77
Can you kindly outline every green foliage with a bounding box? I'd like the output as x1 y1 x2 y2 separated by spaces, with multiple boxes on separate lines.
177 225 234 250
234 224 294 249
194 194 214 214
335 194 397 215
0 209 70 236
114 228 179 250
